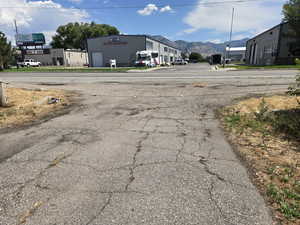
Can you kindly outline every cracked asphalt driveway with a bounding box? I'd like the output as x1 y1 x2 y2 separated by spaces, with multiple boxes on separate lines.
1 66 294 224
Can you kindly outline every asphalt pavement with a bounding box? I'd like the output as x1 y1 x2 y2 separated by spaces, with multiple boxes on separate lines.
0 63 298 225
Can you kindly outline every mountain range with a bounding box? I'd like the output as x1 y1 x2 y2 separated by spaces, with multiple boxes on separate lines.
151 35 249 56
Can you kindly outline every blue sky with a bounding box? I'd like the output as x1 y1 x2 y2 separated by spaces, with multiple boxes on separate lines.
0 0 287 43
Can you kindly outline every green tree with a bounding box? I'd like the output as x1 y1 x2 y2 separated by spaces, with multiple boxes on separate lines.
189 52 205 62
51 22 119 50
181 52 188 60
0 32 13 70
283 0 300 60
283 0 300 38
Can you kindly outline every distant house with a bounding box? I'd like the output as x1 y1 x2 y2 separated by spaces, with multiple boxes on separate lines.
246 22 300 65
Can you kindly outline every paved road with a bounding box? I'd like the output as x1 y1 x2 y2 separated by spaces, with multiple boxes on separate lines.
0 63 297 85
0 64 297 225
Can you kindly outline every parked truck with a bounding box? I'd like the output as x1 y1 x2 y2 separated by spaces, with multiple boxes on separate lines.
209 54 222 65
17 59 41 67
134 51 159 67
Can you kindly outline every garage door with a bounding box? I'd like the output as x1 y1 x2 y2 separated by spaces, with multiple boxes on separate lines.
92 52 103 67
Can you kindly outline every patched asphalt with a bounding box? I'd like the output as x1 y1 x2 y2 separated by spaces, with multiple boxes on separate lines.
1 64 295 225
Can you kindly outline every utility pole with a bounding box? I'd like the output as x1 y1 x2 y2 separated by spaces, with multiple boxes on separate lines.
227 7 235 61
14 19 22 68
14 19 19 36
0 82 7 107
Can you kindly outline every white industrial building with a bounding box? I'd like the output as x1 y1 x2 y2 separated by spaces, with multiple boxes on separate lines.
87 35 182 67
226 47 246 62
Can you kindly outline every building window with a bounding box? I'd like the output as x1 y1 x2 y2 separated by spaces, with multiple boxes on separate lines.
146 41 154 50
164 47 168 52
164 55 168 62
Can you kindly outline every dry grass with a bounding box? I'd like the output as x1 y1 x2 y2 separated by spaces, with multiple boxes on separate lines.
47 154 68 168
221 95 300 225
18 201 43 224
0 87 71 128
233 95 300 114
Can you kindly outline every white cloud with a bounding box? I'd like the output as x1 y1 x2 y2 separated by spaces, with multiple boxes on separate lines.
160 5 172 13
137 4 173 16
232 34 250 41
0 0 89 44
137 4 158 16
183 0 285 36
42 30 56 45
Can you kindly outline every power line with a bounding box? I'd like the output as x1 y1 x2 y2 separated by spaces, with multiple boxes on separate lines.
0 0 276 10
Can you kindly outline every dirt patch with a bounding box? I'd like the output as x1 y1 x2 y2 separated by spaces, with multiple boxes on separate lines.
192 82 207 88
0 87 72 128
220 95 300 225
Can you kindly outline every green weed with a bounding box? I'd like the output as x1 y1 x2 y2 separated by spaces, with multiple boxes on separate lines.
254 98 269 122
224 113 241 128
267 184 300 219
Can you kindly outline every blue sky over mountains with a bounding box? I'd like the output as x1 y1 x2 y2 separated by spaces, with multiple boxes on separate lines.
0 0 286 44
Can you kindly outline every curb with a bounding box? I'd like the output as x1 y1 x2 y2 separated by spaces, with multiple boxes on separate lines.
128 66 171 73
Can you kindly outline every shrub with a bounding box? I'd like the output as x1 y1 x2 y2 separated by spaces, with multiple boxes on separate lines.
295 58 300 65
268 109 300 139
287 74 300 103
254 98 269 122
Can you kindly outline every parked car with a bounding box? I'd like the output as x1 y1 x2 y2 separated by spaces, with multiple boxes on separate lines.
17 59 41 67
173 59 188 65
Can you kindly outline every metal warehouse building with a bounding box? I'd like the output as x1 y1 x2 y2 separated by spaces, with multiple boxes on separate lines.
246 22 300 65
87 35 182 67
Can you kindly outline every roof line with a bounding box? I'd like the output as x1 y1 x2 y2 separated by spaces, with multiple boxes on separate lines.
247 22 288 42
145 36 182 51
87 34 182 51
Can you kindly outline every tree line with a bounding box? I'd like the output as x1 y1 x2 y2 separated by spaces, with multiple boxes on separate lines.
0 22 119 70
0 0 299 69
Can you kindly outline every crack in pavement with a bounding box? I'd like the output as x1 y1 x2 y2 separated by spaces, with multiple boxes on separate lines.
198 158 225 182
34 183 145 196
125 131 150 191
1 151 76 205
176 131 187 162
85 193 113 225
208 179 235 225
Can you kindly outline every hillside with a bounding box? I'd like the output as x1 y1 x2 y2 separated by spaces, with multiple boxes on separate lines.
150 35 248 57
175 39 249 56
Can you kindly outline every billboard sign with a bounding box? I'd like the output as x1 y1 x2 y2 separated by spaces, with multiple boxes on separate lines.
16 33 46 46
